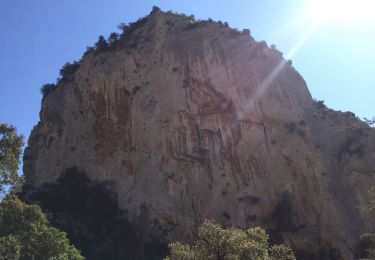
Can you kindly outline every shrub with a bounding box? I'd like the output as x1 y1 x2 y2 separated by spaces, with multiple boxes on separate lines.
165 219 295 260
108 32 119 45
151 6 161 14
94 35 108 51
314 99 327 109
55 61 80 84
40 84 58 101
270 244 296 260
0 124 23 197
119 17 148 39
242 29 251 35
117 23 129 34
0 198 83 259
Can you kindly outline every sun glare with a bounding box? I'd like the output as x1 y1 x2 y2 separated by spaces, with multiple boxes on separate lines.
306 0 375 24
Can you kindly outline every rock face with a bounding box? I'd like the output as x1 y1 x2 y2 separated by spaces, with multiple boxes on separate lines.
24 9 375 259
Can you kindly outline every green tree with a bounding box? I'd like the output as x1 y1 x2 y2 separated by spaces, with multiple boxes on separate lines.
165 219 295 260
0 124 23 197
0 197 83 259
94 36 108 51
108 32 119 45
0 235 21 260
269 244 296 260
40 83 57 101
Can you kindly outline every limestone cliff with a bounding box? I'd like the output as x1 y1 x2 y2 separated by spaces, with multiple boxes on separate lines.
24 8 375 259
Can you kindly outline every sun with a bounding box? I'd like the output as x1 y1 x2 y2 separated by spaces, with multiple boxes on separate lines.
305 0 375 24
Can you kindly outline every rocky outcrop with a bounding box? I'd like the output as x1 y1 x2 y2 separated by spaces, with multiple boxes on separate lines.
24 8 375 259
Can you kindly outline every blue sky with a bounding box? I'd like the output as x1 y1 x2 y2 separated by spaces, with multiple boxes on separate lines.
0 0 374 142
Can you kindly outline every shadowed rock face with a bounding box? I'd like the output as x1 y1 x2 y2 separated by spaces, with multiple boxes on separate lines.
24 9 375 259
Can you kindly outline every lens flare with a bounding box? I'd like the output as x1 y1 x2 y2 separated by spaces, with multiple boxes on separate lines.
306 0 375 23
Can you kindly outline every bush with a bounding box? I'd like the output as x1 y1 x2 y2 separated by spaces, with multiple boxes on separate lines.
242 29 251 35
108 32 119 45
94 35 108 52
165 219 295 260
0 124 23 197
116 16 149 44
40 84 58 101
0 198 83 259
313 99 327 109
270 244 296 260
57 61 80 84
0 235 21 259
117 23 129 34
151 6 161 14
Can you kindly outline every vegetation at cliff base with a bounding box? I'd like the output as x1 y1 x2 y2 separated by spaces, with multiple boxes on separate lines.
21 167 167 260
0 197 83 259
165 219 295 260
0 123 83 259
0 124 23 197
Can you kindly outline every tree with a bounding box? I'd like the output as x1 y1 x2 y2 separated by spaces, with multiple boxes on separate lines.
108 32 119 45
269 244 296 260
0 124 23 197
94 36 108 51
165 219 295 260
117 23 129 35
0 235 21 259
40 83 57 101
57 61 80 84
0 197 83 259
151 6 161 14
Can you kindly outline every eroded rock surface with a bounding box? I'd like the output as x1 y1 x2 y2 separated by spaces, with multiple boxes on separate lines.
24 9 375 259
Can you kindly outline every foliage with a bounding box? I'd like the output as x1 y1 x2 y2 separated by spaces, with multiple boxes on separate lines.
0 197 83 259
0 235 21 259
151 6 161 14
0 124 23 197
40 83 58 101
117 23 129 35
57 61 80 84
21 167 167 259
313 99 327 109
108 32 119 45
269 244 296 260
94 36 108 52
119 17 148 39
165 219 295 260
